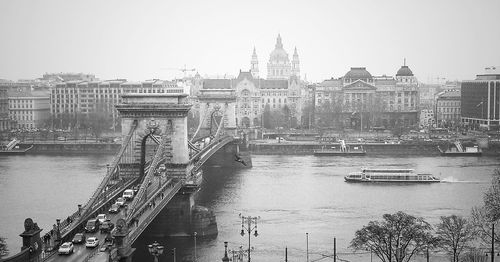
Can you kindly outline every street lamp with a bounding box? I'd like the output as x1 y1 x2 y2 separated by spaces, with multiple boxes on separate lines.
239 214 260 262
194 232 197 262
147 241 164 262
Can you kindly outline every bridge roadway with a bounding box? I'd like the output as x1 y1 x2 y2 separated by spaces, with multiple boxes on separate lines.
44 174 180 262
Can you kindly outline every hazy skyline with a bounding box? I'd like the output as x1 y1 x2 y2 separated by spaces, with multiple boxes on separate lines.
1 0 499 83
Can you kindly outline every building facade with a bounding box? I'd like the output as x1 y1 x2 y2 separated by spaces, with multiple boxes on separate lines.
8 89 50 129
50 79 183 129
314 64 419 130
419 109 435 128
435 90 461 127
0 87 9 131
198 35 306 128
461 67 500 130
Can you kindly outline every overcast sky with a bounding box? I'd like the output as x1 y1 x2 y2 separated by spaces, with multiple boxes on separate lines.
1 0 499 83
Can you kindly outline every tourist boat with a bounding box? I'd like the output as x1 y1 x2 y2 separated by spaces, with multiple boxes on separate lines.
344 168 440 183
438 141 482 156
314 140 366 156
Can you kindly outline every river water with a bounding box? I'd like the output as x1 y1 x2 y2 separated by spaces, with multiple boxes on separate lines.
1 154 499 262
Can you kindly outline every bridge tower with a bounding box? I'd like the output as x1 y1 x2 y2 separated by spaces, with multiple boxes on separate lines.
116 93 193 179
195 87 237 137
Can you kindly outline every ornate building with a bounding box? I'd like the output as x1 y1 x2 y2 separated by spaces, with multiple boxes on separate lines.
314 63 419 130
266 34 300 80
200 35 306 128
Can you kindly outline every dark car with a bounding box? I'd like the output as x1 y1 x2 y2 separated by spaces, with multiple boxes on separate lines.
108 203 120 213
72 233 85 244
85 219 99 233
100 220 114 233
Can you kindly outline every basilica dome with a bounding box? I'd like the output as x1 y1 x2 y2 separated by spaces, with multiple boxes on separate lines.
344 67 373 81
396 65 414 76
269 48 289 62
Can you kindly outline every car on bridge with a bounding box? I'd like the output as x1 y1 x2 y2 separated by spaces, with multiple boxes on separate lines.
72 233 85 244
85 219 99 233
97 214 107 224
100 220 114 233
58 242 74 255
85 237 99 248
116 197 126 207
123 189 134 200
108 203 120 213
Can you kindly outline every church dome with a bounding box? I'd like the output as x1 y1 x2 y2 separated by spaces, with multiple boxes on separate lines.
344 67 372 80
269 34 289 63
269 48 289 62
396 65 414 76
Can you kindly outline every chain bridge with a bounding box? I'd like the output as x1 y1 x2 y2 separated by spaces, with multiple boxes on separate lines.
5 91 251 262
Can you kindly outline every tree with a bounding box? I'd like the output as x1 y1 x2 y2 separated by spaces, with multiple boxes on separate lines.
436 215 475 262
350 211 436 262
0 236 8 258
471 169 500 245
483 169 500 221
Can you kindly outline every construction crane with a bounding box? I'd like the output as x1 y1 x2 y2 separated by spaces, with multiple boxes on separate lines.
161 65 196 78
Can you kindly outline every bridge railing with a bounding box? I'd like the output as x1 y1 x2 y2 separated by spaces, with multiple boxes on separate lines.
79 120 138 219
126 127 171 221
41 178 136 261
127 179 183 244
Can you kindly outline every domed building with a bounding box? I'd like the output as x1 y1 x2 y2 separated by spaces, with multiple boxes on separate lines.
314 62 419 130
266 34 300 80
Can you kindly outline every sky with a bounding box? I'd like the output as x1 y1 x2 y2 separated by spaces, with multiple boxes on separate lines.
0 0 499 83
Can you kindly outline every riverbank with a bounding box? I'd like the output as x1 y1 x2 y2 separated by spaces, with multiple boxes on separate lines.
249 140 500 156
14 140 500 156
18 141 120 154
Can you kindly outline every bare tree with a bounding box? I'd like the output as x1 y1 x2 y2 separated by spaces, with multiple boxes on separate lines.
471 169 500 245
0 236 8 258
350 211 437 262
436 215 476 262
483 169 500 221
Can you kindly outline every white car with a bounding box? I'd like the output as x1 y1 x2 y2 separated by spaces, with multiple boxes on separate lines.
122 189 134 201
85 237 99 248
116 197 126 207
96 214 107 224
58 242 74 255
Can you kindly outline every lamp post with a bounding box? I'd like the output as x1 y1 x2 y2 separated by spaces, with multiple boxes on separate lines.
306 232 309 262
239 214 259 262
491 223 495 262
194 232 197 262
147 241 164 262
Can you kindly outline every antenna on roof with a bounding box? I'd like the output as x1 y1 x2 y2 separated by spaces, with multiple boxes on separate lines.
404 58 406 66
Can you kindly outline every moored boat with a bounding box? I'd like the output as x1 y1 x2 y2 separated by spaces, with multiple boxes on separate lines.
344 168 440 183
0 144 33 155
438 141 482 156
314 139 366 156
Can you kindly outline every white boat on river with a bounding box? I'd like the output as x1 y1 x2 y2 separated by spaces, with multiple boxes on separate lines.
345 168 440 183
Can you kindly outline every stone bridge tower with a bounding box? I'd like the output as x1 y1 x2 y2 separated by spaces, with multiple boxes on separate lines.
197 88 237 137
116 93 192 178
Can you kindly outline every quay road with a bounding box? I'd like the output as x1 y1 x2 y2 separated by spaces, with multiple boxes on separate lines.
44 173 179 262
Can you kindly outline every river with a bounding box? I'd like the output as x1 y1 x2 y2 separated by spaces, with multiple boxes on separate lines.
1 154 499 262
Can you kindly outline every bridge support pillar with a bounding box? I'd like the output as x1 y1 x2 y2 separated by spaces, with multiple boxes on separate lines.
111 219 136 262
205 140 252 168
146 192 218 237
